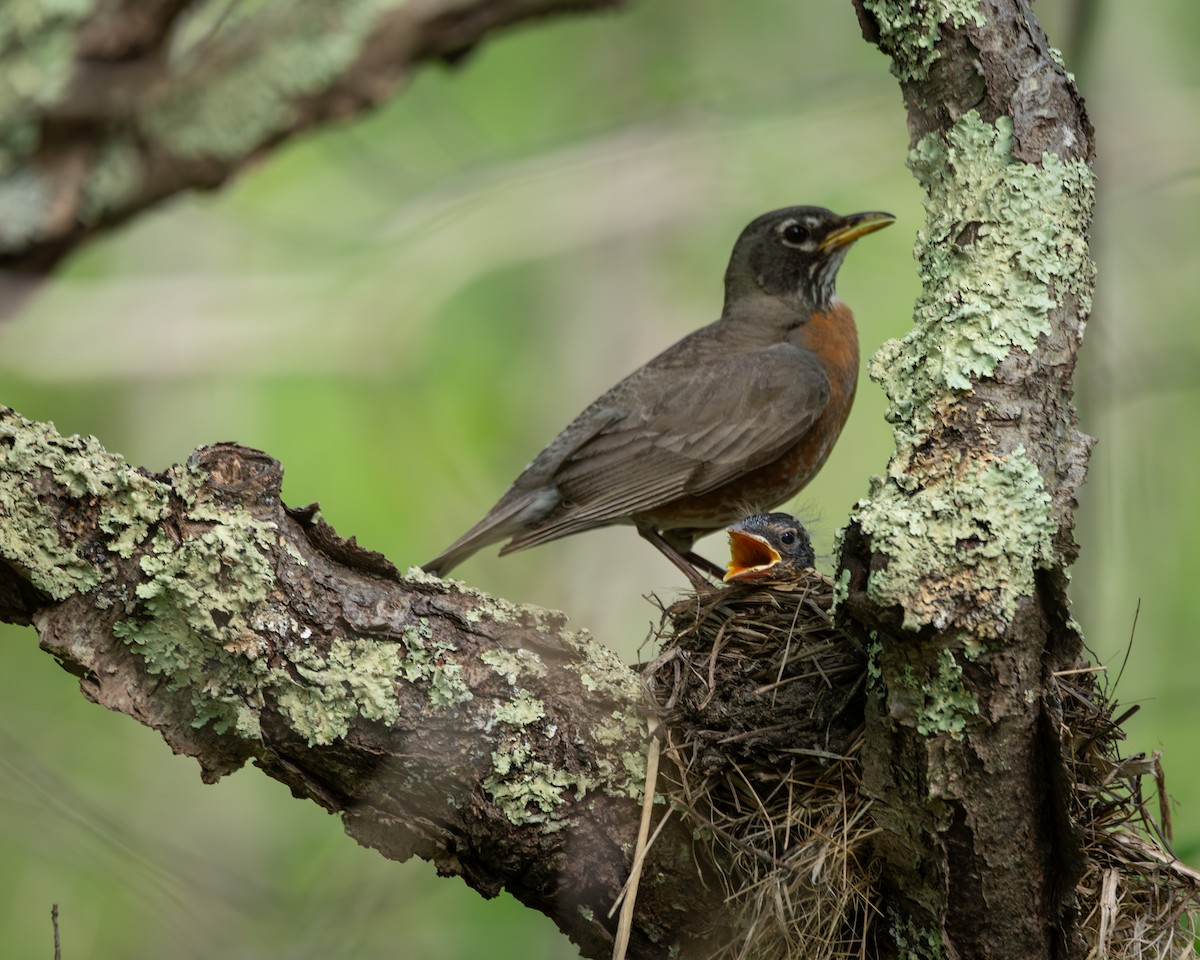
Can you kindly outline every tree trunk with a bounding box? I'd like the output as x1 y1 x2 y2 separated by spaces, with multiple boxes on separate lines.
841 2 1095 957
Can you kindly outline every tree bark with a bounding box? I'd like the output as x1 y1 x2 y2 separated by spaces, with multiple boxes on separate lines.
840 2 1095 957
0 407 729 959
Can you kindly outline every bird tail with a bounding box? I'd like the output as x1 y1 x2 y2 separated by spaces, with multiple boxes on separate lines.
422 487 559 577
422 539 487 578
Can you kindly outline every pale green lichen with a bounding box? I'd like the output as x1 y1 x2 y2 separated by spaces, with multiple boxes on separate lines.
568 628 642 702
98 472 172 559
282 539 308 565
112 504 279 737
483 642 648 824
111 492 432 745
1047 46 1076 82
491 689 545 727
403 565 444 585
565 631 649 800
0 443 102 597
0 411 439 746
0 413 171 597
413 566 560 634
275 637 404 746
847 111 1093 638
418 573 650 820
877 111 1095 441
398 618 473 709
832 566 852 610
248 612 468 744
141 0 396 162
486 727 594 829
914 648 978 738
481 647 548 686
485 743 590 830
0 169 53 250
484 675 604 826
0 0 96 175
892 914 947 960
593 711 635 747
853 446 1055 637
80 138 144 225
866 639 884 685
862 0 984 81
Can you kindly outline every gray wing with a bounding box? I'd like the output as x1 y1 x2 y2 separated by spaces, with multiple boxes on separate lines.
503 341 829 550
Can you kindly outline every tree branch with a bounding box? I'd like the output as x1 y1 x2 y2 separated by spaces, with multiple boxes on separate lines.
0 0 628 290
0 406 728 959
840 2 1095 957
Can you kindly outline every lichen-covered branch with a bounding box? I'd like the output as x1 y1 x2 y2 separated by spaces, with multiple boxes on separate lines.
0 0 627 284
0 406 727 960
839 2 1095 957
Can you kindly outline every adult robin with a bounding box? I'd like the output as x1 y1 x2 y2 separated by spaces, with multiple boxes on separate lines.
723 512 816 583
423 205 892 586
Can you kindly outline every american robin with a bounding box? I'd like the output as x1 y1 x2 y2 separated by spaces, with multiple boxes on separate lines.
723 512 816 582
423 206 892 586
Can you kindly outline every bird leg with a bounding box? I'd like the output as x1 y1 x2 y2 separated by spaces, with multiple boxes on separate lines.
636 526 718 591
683 551 726 580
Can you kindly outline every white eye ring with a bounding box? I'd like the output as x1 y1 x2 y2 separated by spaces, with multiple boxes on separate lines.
779 221 811 247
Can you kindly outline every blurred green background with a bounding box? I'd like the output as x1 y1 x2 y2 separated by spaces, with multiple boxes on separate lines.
3 1 1198 956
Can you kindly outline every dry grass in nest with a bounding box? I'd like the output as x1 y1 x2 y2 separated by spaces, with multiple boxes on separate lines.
643 571 874 959
642 575 1200 960
1055 664 1200 958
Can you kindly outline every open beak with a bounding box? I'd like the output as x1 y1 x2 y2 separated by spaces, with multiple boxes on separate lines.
819 211 895 251
723 529 783 582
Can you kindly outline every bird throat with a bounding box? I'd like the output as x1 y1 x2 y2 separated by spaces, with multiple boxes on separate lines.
806 248 848 308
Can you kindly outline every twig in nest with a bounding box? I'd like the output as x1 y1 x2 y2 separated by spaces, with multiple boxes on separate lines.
612 717 666 960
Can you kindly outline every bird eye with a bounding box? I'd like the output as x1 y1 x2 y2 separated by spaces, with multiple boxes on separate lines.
781 223 809 246
780 530 797 545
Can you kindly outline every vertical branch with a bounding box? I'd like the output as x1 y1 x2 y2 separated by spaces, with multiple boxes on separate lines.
840 2 1095 957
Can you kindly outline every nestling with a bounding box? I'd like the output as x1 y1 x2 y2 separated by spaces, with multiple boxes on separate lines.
723 512 816 582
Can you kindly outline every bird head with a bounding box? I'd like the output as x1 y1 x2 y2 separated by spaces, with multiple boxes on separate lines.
723 207 894 313
723 512 816 582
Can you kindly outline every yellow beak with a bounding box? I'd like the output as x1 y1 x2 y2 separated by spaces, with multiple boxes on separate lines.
818 211 895 251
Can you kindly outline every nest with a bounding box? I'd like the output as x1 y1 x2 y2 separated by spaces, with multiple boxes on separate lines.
643 572 874 959
1055 666 1200 958
642 574 1200 960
